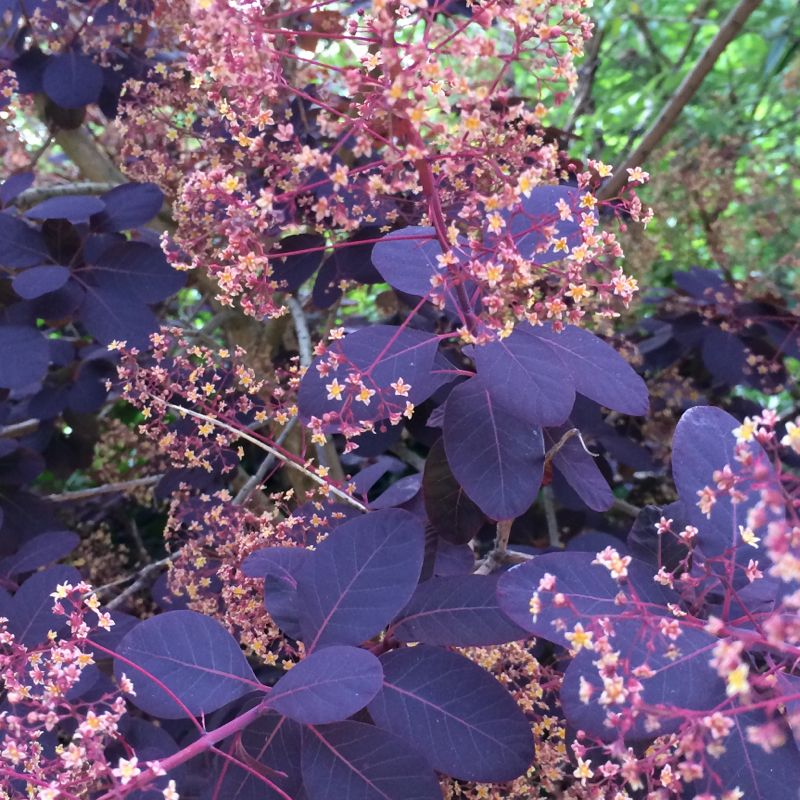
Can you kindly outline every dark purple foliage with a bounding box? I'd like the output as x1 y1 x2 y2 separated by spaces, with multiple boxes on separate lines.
369 645 535 781
701 328 747 384
443 376 545 520
12 265 71 299
296 508 424 651
112 610 259 718
42 51 104 109
391 575 528 646
370 226 445 296
266 646 383 723
422 438 485 544
0 531 79 576
301 721 442 800
0 325 51 390
270 234 326 292
433 538 474 576
0 214 51 268
25 196 106 223
1 173 34 206
91 183 165 232
79 286 160 349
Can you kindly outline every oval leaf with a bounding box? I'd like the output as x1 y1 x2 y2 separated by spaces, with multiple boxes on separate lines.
0 531 79 576
370 226 442 296
113 610 259 718
94 182 165 232
296 508 425 651
0 325 50 390
443 376 545 520
13 265 71 299
42 51 104 109
267 646 382 724
0 214 50 268
369 645 535 782
392 575 528 646
302 720 442 800
25 195 105 223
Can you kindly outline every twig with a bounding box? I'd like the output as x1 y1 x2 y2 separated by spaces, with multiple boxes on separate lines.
612 497 642 517
233 418 298 505
542 484 560 548
105 555 172 610
472 519 516 575
45 475 161 503
158 400 367 511
11 181 118 211
597 0 764 201
0 419 40 439
127 518 151 566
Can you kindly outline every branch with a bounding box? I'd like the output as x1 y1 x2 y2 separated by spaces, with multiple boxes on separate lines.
598 0 764 201
11 181 118 211
0 419 40 439
45 475 161 503
233 417 297 505
102 554 172 610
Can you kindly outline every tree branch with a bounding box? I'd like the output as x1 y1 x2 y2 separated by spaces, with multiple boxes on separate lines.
11 181 118 211
598 0 764 201
45 475 161 503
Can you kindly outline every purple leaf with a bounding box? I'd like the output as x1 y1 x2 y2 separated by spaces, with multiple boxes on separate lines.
566 531 627 555
214 711 303 800
0 214 50 268
1 173 34 207
472 323 574 426
0 531 79 576
12 265 71 299
443 376 545 520
8 565 81 647
497 551 677 648
688 707 800 800
296 508 424 652
369 645 534 782
267 646 383 723
89 241 186 303
350 456 405 495
673 266 732 303
370 226 442 296
270 234 326 292
392 575 527 646
490 185 583 265
25 196 105 223
298 326 440 429
302 720 441 800
370 474 422 509
0 325 50 390
42 51 104 109
79 286 159 349
561 619 725 741
241 546 309 639
673 406 783 566
92 183 165 232
528 323 649 416
544 424 613 511
112 610 259 718
626 502 689 573
433 538 474 576
423 438 485 544
702 328 747 384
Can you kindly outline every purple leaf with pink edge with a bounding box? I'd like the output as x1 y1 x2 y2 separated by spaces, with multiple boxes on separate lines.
301 720 442 800
89 241 186 303
1 173 34 206
0 531 79 576
369 645 534 782
496 551 677 649
214 711 304 800
443 376 545 521
12 265 71 299
687 707 800 800
79 287 160 349
270 233 326 292
472 322 574 426
8 565 81 647
297 326 440 429
296 508 424 652
561 619 725 741
92 182 165 233
267 646 383 723
0 214 51 268
673 406 783 570
25 195 105 222
0 325 50 390
528 323 649 416
702 328 748 385
242 546 308 639
434 538 474 576
370 474 422 509
42 51 104 109
487 185 584 265
543 424 613 511
392 575 528 646
370 226 442 296
423 438 485 544
112 609 259 719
